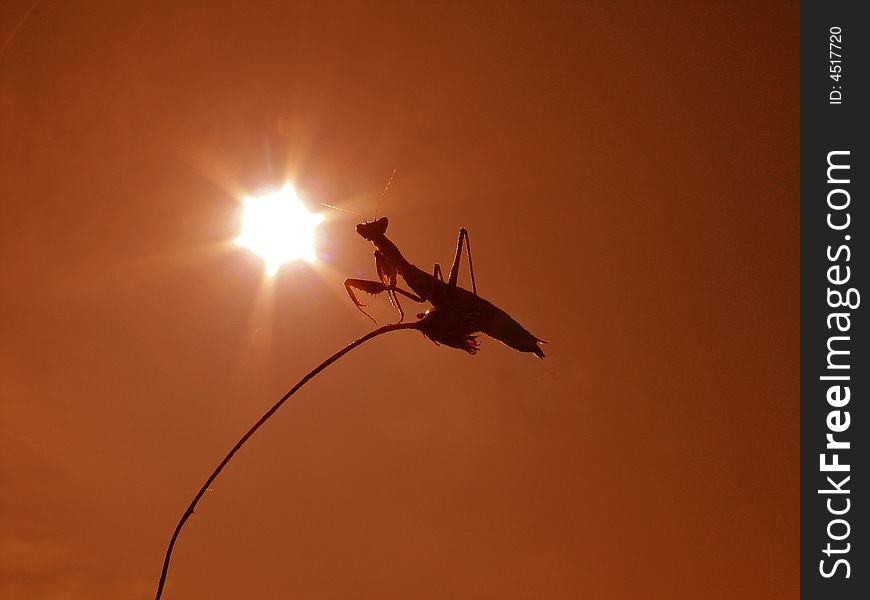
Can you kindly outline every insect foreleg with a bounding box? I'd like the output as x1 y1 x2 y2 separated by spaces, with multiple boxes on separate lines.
344 278 426 325
344 279 380 324
447 227 477 295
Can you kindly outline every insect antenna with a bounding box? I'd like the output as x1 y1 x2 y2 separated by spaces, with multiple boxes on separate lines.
373 169 397 221
320 203 364 219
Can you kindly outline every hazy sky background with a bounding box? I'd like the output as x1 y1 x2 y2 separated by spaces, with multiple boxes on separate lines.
1 2 798 598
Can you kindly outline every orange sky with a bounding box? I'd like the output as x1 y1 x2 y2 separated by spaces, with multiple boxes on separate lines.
1 2 798 598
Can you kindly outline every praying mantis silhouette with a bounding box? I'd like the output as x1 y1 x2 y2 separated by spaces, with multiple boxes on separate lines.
334 177 545 358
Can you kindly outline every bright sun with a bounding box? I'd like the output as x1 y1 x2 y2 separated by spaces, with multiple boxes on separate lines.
235 183 324 276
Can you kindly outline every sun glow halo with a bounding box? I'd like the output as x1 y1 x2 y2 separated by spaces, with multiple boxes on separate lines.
235 184 324 276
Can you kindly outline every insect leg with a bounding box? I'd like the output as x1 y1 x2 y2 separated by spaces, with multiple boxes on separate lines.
375 250 406 321
393 287 426 303
428 263 450 305
344 278 383 324
447 228 477 295
388 282 431 324
389 289 405 323
344 278 427 325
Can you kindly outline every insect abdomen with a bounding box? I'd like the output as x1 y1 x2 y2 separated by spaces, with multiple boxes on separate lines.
480 303 546 359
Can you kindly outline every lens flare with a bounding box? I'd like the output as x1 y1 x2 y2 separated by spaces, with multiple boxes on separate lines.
235 183 324 276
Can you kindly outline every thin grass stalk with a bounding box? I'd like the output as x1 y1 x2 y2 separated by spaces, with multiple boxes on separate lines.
154 322 421 599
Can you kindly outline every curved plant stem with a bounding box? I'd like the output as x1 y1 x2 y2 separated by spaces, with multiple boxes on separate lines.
154 322 421 600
